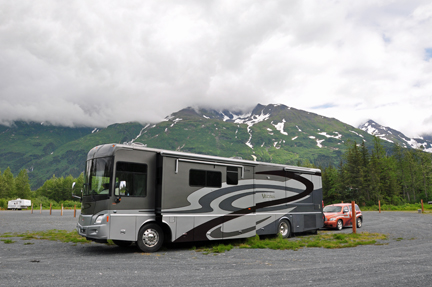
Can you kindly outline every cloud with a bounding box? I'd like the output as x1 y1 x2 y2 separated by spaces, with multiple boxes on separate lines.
0 0 432 137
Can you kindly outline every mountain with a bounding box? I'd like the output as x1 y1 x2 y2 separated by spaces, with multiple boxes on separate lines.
0 104 399 189
131 104 393 165
0 121 146 188
358 120 432 153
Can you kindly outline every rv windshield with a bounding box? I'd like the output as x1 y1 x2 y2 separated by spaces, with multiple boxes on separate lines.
83 157 113 198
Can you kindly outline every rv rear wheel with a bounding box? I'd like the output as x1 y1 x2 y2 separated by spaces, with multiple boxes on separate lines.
112 240 133 247
277 219 291 238
137 223 164 252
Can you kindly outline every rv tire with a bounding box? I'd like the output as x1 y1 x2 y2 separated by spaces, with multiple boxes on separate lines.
277 219 291 238
137 223 164 252
112 240 133 247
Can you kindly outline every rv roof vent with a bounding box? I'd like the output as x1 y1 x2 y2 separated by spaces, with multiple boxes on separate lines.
230 156 242 160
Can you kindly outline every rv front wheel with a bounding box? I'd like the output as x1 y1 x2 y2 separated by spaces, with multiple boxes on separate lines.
137 223 164 252
278 219 291 238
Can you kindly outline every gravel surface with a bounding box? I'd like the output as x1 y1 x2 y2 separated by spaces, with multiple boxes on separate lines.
1 210 432 286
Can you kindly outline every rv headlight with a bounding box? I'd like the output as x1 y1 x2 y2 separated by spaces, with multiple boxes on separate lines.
95 215 104 224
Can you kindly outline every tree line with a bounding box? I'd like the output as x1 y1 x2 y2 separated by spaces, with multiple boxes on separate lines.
2 136 431 207
0 168 83 203
0 167 32 199
322 137 432 205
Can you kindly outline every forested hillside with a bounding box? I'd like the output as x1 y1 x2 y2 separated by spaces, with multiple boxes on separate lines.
322 138 432 204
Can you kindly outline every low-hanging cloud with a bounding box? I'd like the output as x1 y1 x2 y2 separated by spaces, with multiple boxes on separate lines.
1 0 432 137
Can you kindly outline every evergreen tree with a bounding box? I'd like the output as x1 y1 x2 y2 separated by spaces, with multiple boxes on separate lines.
36 173 84 202
394 144 410 202
0 169 4 198
417 148 432 201
322 165 340 204
3 167 15 198
322 136 432 205
15 169 32 199
360 141 371 203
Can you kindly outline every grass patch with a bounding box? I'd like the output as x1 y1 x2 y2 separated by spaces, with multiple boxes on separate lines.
0 229 92 244
195 232 387 254
1 239 15 244
194 243 235 254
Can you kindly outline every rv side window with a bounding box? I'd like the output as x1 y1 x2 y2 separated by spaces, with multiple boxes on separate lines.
115 162 148 197
189 169 222 188
226 166 238 185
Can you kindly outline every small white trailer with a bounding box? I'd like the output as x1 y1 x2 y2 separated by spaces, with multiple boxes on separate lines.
7 198 32 210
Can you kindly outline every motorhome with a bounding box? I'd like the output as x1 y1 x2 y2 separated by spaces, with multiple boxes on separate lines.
74 143 323 252
7 198 31 210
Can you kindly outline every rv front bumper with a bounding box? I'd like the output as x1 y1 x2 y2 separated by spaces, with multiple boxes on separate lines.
76 214 109 240
76 222 109 241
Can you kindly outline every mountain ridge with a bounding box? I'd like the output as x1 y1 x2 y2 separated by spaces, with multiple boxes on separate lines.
358 120 432 152
0 103 424 189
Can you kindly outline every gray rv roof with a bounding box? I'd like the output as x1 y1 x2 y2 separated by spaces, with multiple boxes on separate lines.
89 143 321 175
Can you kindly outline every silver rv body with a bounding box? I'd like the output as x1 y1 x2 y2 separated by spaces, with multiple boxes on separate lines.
76 143 323 252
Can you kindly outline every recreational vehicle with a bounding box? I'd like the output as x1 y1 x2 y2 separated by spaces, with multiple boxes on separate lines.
7 198 31 210
74 143 323 252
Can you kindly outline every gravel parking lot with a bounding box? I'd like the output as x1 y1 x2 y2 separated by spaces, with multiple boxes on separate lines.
1 210 432 286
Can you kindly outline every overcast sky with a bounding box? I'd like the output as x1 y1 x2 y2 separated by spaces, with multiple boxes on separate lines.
1 0 432 137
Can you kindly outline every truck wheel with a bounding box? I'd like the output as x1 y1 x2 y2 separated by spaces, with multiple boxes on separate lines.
336 219 343 230
137 223 164 252
112 240 133 247
277 219 291 238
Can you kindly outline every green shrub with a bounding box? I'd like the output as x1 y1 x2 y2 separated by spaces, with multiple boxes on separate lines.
61 200 81 208
0 199 7 209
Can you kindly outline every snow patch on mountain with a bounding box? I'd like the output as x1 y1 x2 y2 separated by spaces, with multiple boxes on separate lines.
359 120 432 153
316 139 325 148
234 110 271 149
272 119 288 135
132 124 151 142
170 118 182 127
350 130 364 138
318 131 342 139
404 138 432 152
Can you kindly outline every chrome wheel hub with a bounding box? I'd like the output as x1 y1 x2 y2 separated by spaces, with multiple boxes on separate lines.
142 229 159 247
279 222 288 237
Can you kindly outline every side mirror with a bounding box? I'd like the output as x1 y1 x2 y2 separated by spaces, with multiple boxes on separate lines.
119 181 127 196
72 182 82 201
